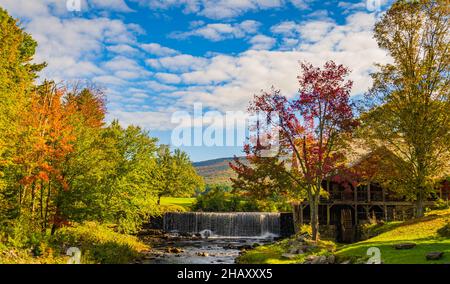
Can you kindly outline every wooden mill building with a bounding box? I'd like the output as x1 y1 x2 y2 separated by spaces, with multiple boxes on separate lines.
292 150 450 243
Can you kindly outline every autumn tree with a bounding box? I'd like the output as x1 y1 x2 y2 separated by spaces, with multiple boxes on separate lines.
232 61 356 240
361 0 450 217
11 82 76 233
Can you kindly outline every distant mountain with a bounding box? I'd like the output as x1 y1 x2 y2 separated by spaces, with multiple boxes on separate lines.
193 157 247 186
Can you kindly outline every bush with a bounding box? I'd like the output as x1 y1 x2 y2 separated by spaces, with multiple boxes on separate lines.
160 204 187 212
193 185 287 212
434 199 450 210
297 224 312 237
51 222 148 264
193 186 236 212
437 222 450 238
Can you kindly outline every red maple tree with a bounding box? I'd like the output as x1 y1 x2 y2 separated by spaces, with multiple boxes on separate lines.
232 61 357 240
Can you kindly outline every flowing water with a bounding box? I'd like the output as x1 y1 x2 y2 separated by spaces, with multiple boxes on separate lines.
144 237 275 264
163 212 281 238
143 212 281 264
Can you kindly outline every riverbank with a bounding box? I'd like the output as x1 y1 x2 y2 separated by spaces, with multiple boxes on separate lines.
237 208 450 264
0 222 148 264
236 233 337 264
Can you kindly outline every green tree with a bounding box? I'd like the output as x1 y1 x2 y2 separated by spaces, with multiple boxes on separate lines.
156 147 204 205
361 0 450 217
0 8 45 222
61 121 160 233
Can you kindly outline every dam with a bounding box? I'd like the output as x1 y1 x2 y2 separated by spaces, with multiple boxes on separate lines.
163 212 283 238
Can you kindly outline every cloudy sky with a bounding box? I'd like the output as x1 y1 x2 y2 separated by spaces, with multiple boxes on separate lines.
0 0 393 161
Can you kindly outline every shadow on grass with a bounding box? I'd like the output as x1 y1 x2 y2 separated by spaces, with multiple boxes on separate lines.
336 237 450 264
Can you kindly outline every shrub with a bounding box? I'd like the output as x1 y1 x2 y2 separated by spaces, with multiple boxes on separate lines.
434 199 450 210
297 224 312 237
193 185 288 212
437 221 450 238
51 222 148 264
160 204 187 212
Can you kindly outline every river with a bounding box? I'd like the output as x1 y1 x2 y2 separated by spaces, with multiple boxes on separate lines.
143 236 276 264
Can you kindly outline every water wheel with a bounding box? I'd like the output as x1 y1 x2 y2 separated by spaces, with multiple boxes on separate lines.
340 209 354 243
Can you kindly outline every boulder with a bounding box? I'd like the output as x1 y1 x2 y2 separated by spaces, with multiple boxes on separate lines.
304 245 318 252
239 245 253 251
166 247 183 254
394 243 416 250
223 244 236 250
340 260 351 264
288 248 304 254
426 252 444 260
311 255 328 264
305 255 316 262
281 253 298 260
327 255 336 264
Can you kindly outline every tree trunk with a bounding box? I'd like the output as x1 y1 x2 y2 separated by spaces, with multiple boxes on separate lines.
415 199 424 218
157 195 162 205
292 203 302 233
310 196 320 241
31 182 36 218
415 182 425 218
44 181 51 230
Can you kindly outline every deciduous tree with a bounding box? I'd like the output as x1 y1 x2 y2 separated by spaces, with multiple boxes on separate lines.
232 61 356 240
361 0 450 217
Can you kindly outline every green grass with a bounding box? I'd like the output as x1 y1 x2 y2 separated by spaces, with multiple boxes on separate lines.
237 238 336 264
238 209 450 264
160 197 196 211
336 209 450 264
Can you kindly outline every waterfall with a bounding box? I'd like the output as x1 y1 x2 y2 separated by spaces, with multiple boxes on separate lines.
163 212 281 238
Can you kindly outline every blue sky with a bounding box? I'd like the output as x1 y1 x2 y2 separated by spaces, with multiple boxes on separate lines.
0 0 393 162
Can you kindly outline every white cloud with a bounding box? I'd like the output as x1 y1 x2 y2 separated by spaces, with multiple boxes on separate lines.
271 21 299 37
249 35 277 50
140 43 179 57
0 0 392 133
107 110 175 130
102 56 151 80
0 0 141 81
107 44 140 55
157 12 391 115
271 19 335 43
290 0 310 9
93 75 128 86
155 73 182 84
131 0 306 19
146 54 209 72
170 20 261 41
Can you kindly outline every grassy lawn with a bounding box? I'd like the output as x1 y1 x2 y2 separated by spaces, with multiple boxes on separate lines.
238 208 450 264
336 208 450 264
160 197 196 211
